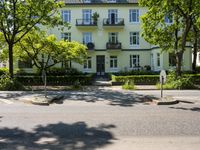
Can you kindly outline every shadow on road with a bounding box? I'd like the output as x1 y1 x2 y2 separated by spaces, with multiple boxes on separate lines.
0 122 116 150
169 106 200 112
0 116 2 122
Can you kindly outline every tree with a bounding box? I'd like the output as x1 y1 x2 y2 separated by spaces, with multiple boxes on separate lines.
0 0 66 78
15 30 87 72
139 0 200 77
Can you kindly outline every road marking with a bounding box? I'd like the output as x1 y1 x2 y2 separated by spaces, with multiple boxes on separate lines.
0 99 13 104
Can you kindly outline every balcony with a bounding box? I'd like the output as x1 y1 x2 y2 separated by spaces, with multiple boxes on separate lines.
103 18 124 28
76 19 97 29
106 42 122 50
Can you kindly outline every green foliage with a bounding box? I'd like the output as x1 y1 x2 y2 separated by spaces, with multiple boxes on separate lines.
157 71 196 89
0 68 9 76
15 30 87 72
122 80 135 90
46 67 83 76
117 70 159 76
0 76 25 91
15 74 94 86
112 75 159 85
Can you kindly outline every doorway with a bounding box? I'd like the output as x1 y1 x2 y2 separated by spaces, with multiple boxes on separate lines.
96 55 105 76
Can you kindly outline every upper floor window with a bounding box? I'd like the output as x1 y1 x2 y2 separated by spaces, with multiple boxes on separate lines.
83 32 92 44
107 0 116 3
130 32 139 46
61 10 71 23
129 9 139 23
82 9 92 24
165 14 173 23
109 32 118 43
108 9 118 24
130 55 140 68
61 33 71 41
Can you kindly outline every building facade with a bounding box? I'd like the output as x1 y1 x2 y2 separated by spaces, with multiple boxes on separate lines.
17 0 192 74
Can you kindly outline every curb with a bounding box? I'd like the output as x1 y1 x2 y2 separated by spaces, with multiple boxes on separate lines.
153 100 179 105
31 95 64 106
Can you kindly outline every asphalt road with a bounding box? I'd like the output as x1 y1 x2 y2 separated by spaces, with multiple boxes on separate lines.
0 88 200 150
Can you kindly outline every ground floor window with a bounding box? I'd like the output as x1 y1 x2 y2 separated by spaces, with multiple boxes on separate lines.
198 53 200 63
169 53 176 67
84 57 92 69
61 60 71 68
18 59 32 69
110 56 118 68
130 55 140 67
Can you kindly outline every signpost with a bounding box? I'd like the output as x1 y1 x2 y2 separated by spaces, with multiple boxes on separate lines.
160 70 166 98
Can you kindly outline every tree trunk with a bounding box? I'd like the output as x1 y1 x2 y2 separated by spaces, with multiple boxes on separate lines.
8 43 14 78
192 39 197 72
176 52 183 77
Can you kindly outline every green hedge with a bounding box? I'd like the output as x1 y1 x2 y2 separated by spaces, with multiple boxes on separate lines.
112 74 200 85
112 75 159 85
15 74 94 86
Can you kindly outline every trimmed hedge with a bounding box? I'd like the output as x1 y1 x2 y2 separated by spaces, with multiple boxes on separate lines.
15 74 94 86
112 74 200 85
112 75 159 85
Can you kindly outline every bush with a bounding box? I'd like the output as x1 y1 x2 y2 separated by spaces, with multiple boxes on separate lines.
112 74 159 85
117 70 159 76
0 75 25 91
122 80 135 90
157 71 196 89
0 68 9 76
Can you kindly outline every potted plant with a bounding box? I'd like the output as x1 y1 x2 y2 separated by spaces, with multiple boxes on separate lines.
92 12 99 25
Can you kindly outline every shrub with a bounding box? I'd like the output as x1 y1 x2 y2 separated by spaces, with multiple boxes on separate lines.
118 70 159 76
122 79 135 90
0 75 25 91
157 71 196 89
0 68 9 76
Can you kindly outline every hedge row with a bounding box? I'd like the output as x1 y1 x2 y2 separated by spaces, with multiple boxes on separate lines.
112 74 200 85
15 75 94 86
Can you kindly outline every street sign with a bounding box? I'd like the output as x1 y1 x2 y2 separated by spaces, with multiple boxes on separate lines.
160 70 166 84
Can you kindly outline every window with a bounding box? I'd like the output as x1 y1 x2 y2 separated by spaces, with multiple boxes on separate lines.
130 55 140 67
157 53 160 67
130 32 139 46
83 32 92 44
83 0 91 3
83 9 92 24
165 14 173 23
108 9 118 24
110 56 118 68
109 32 118 43
84 57 92 69
198 53 200 63
61 10 71 23
18 59 32 69
129 9 139 23
169 53 176 67
61 33 71 41
107 0 116 2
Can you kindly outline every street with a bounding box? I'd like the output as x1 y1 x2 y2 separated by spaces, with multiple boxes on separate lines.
0 87 200 150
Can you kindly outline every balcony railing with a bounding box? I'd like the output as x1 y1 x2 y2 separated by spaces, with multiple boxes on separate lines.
76 19 97 26
106 42 122 49
103 18 124 26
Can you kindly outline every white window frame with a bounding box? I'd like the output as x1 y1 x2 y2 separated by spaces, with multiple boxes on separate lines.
61 10 71 23
84 57 92 69
110 56 118 69
61 32 71 41
107 0 116 3
129 9 139 23
83 9 92 24
83 32 92 45
130 32 139 46
165 14 173 24
198 53 200 63
83 0 91 3
130 55 140 68
157 53 160 67
108 9 118 23
109 32 118 43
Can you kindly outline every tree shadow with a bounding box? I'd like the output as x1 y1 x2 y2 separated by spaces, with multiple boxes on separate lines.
0 122 116 150
169 106 200 112
0 116 2 122
62 87 158 107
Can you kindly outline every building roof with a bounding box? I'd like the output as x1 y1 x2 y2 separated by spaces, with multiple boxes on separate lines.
58 0 138 4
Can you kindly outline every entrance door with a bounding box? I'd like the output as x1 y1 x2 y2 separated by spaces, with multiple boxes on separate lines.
96 55 105 76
